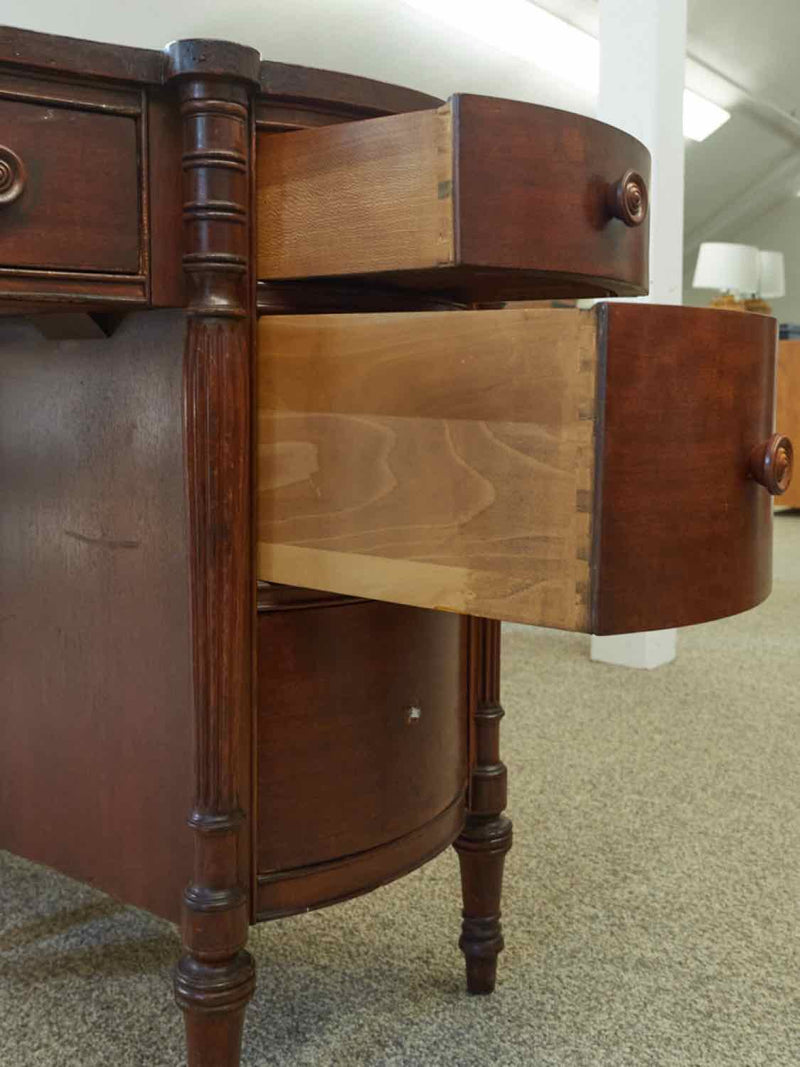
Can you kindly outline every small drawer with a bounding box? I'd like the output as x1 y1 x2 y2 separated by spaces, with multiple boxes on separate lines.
256 599 468 875
256 304 785 633
256 94 650 303
0 98 140 273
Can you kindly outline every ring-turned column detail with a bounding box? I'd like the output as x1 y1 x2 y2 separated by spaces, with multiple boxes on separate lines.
454 617 513 994
165 39 261 1067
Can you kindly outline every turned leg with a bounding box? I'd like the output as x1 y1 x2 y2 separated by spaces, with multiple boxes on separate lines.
165 40 262 1066
174 821 255 1067
454 618 513 994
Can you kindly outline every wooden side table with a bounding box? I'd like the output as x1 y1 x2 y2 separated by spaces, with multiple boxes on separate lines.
0 25 791 1067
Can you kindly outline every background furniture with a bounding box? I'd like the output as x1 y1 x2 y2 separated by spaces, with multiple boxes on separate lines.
777 339 800 508
0 25 790 1067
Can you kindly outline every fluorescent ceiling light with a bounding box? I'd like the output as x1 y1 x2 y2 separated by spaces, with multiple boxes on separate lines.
682 89 730 142
402 0 731 142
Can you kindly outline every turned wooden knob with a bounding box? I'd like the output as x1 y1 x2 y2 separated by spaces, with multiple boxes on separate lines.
0 145 26 206
749 434 793 495
607 169 648 227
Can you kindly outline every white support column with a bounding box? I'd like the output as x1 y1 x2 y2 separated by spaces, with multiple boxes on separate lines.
591 0 687 669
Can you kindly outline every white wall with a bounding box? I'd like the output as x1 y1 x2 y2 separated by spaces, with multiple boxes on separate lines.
3 0 594 117
683 194 800 325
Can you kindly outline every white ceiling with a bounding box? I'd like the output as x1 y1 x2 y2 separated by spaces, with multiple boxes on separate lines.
684 2 800 277
7 0 795 271
687 0 800 112
532 0 800 264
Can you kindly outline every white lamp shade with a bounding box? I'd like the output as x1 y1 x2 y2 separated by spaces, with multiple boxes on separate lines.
758 251 786 299
692 242 759 294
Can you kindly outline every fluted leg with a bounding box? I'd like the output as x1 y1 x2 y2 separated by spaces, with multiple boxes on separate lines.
454 618 513 994
165 40 262 1067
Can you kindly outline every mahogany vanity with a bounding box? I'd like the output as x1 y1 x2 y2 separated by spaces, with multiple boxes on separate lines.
0 25 792 1067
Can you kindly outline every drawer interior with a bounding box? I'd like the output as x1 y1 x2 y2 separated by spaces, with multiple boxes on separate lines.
256 94 650 303
256 303 777 633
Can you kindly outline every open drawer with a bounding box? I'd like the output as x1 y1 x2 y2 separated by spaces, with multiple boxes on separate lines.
255 304 790 634
256 94 650 303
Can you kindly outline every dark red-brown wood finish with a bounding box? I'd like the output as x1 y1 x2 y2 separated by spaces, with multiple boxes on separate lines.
594 304 778 634
0 25 479 1067
255 595 469 920
452 94 650 299
0 311 194 924
0 21 788 1067
454 619 513 994
164 38 261 1067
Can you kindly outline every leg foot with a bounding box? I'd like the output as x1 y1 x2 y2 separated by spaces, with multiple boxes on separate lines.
455 618 511 994
454 814 513 994
175 950 255 1067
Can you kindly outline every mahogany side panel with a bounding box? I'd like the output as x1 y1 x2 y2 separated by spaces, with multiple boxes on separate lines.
0 310 193 923
594 303 777 634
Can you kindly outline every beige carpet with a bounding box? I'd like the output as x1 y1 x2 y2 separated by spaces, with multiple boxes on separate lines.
2 512 800 1066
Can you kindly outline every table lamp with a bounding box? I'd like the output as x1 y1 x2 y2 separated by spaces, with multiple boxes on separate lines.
744 250 786 315
692 242 759 310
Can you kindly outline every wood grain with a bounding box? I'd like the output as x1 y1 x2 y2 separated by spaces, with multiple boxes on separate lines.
258 60 442 116
166 51 259 1067
594 303 777 633
455 95 649 291
257 304 779 634
256 95 650 302
256 599 467 875
0 97 140 273
776 340 800 508
257 105 454 279
0 311 193 924
256 308 598 630
256 793 465 921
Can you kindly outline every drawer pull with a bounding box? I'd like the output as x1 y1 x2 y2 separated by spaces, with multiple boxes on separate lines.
607 169 648 227
749 434 793 495
0 145 26 206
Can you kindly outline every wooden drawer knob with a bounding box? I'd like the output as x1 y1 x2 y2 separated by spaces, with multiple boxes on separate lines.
607 169 648 227
0 145 26 206
749 434 794 495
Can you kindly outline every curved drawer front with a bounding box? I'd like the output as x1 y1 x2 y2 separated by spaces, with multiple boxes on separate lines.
256 599 468 874
256 93 650 303
256 304 779 633
596 304 776 633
